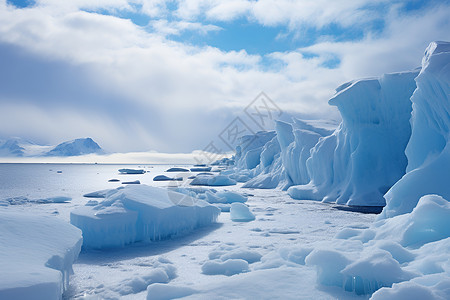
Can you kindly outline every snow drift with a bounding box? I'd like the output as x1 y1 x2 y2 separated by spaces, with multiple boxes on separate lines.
70 185 220 249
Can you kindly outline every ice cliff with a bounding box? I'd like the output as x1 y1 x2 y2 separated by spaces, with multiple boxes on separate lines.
380 41 450 218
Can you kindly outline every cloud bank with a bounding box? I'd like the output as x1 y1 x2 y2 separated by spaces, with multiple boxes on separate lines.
0 0 448 153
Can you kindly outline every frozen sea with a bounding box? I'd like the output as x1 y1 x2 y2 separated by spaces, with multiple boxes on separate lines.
0 163 376 299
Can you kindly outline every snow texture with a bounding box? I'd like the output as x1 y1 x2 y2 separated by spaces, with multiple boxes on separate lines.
70 185 220 249
201 259 249 276
0 210 82 299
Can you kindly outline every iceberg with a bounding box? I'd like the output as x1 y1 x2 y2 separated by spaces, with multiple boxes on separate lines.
165 167 189 172
122 180 141 184
289 69 419 206
190 166 212 172
70 185 220 249
0 210 82 299
153 175 183 181
380 41 450 218
118 168 146 174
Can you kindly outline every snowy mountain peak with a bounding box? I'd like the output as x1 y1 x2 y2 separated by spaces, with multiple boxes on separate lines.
46 138 104 156
0 137 104 157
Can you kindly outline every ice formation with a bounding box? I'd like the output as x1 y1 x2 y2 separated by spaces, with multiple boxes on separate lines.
153 175 182 181
122 180 141 184
230 202 255 222
190 174 236 186
227 120 336 191
288 69 419 206
0 211 82 299
70 185 220 249
381 41 450 218
304 194 450 297
165 167 189 172
119 168 145 174
0 196 71 206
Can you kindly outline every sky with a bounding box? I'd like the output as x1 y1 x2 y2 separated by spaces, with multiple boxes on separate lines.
0 0 449 154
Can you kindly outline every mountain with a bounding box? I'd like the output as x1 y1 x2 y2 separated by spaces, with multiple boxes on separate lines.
0 137 104 157
46 138 104 156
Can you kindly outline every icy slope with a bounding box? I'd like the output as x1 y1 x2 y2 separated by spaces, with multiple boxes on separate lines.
0 210 82 300
289 69 419 206
46 137 104 156
70 185 220 249
381 41 450 218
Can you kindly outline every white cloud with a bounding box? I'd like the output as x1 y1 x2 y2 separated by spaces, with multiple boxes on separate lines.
149 19 221 36
0 0 448 153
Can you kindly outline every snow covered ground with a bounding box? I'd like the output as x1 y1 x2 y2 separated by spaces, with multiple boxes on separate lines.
0 164 375 299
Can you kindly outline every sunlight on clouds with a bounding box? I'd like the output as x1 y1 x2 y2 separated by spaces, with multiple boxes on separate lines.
0 0 448 152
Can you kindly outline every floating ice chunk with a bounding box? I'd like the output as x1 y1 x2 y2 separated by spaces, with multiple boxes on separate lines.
153 175 182 181
146 284 196 300
230 203 255 222
190 167 212 172
190 175 236 186
202 259 249 276
0 211 82 299
37 196 71 203
165 167 189 172
70 185 220 249
122 180 140 184
119 168 145 174
4 196 71 205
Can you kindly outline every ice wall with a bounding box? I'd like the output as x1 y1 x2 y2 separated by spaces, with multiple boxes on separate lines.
233 119 334 190
277 119 331 187
289 70 419 206
381 41 450 218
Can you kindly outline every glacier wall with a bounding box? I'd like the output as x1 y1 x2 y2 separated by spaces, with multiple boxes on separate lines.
288 70 419 206
230 119 333 190
380 41 450 218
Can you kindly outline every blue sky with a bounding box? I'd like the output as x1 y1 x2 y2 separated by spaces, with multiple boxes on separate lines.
0 0 449 153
